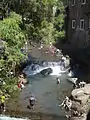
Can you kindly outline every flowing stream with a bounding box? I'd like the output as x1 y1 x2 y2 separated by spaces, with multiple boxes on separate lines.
0 61 73 120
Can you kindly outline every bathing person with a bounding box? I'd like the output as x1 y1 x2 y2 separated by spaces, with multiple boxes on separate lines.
59 96 69 108
66 99 72 111
56 77 60 84
60 59 65 71
17 80 25 89
20 81 25 89
59 96 72 112
79 81 86 88
38 43 43 49
29 95 36 109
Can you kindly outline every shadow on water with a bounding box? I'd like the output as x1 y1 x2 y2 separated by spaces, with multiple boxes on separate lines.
54 41 90 83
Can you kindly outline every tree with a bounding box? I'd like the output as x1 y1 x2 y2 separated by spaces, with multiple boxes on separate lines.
0 12 26 94
2 0 66 44
19 0 65 44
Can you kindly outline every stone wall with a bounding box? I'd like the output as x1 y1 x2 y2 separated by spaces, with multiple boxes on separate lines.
67 0 90 48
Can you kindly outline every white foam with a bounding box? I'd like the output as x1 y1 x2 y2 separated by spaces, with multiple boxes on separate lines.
23 61 69 76
0 115 29 120
49 66 66 76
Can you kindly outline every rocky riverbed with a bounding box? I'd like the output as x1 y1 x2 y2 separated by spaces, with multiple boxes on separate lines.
68 84 90 120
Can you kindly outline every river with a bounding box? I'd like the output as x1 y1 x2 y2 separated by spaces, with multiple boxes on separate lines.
23 74 72 115
17 62 73 120
1 61 73 120
0 46 74 120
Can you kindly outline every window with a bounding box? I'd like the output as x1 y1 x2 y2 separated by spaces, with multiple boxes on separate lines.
72 20 76 29
72 0 75 5
80 19 84 30
89 18 90 28
81 0 86 4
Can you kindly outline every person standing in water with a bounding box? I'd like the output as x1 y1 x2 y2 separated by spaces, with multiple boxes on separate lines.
56 77 60 85
29 95 36 109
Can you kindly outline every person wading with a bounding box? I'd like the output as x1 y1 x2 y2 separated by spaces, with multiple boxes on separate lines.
56 77 60 85
29 95 36 109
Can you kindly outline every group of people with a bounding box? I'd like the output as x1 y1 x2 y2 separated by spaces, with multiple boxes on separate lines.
17 74 26 90
73 80 86 89
59 96 72 112
38 42 62 56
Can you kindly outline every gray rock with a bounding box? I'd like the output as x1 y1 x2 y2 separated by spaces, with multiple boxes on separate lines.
83 84 90 95
69 84 90 120
71 113 87 120
71 84 90 105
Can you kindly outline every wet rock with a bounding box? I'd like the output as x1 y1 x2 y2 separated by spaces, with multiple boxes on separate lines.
70 84 90 120
40 68 53 76
83 84 90 95
71 113 87 120
71 84 90 105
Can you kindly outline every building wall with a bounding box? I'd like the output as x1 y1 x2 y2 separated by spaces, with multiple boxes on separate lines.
67 0 90 48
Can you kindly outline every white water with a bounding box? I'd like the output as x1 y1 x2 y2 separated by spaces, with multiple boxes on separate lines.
23 61 69 76
0 115 29 120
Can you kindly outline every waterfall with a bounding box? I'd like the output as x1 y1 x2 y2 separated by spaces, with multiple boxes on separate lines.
23 61 69 76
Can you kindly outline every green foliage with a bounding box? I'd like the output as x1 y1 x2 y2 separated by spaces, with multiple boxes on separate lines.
20 0 65 44
9 12 22 24
39 20 55 44
2 0 66 44
0 0 67 95
0 12 25 47
0 12 26 95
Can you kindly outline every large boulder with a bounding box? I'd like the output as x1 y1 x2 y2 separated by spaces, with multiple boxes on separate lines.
71 84 90 99
65 84 90 120
40 68 53 76
83 84 90 95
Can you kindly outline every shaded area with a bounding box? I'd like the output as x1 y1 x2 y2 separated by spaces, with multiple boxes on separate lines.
87 110 90 120
55 41 90 82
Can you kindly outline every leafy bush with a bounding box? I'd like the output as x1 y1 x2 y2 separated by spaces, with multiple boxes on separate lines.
0 12 26 95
